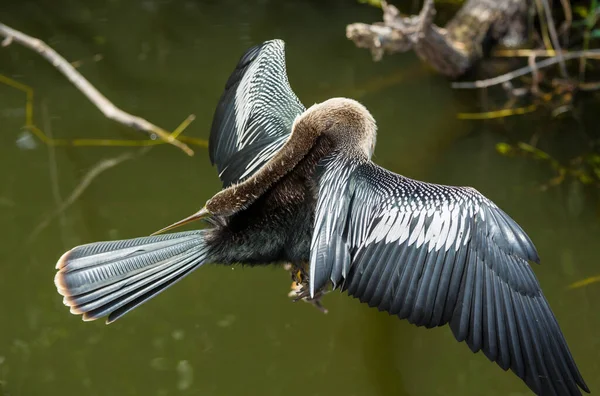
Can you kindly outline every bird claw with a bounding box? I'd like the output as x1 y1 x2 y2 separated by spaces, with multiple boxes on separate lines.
284 262 329 314
287 279 329 314
300 295 329 314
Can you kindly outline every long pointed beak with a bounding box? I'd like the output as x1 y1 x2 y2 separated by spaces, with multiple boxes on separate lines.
151 207 211 236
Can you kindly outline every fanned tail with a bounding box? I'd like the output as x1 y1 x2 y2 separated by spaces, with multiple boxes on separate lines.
54 230 210 323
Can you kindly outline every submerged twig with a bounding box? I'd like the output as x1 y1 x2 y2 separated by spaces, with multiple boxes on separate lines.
27 148 149 243
41 100 69 248
457 104 537 119
0 22 194 156
568 275 600 289
0 73 203 149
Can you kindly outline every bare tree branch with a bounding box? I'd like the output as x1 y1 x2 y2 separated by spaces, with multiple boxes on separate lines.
0 22 194 156
452 50 600 89
536 0 567 77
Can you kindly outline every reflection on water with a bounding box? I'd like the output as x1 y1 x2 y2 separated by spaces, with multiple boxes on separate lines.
0 1 598 395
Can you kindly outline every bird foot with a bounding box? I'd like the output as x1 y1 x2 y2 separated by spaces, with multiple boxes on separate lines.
288 281 329 314
284 263 329 314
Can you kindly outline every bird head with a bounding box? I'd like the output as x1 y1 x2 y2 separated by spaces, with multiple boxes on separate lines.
294 97 377 159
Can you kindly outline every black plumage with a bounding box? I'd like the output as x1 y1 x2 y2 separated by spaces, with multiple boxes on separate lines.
209 40 305 187
53 39 588 395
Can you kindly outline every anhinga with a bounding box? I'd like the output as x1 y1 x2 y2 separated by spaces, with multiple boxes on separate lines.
54 40 588 395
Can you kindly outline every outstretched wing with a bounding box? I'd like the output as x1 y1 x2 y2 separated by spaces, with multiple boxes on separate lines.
209 39 305 187
310 154 588 395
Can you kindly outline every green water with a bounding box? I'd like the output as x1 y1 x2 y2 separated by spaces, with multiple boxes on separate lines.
0 1 599 395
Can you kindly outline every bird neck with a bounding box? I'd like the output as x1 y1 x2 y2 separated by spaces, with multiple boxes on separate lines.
205 121 324 217
204 99 376 217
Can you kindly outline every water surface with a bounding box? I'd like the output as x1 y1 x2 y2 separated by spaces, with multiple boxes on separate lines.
0 1 598 395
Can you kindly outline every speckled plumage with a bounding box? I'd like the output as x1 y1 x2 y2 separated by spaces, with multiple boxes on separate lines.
54 39 588 396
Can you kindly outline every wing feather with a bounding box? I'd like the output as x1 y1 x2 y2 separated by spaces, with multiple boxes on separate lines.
309 155 588 395
209 40 305 187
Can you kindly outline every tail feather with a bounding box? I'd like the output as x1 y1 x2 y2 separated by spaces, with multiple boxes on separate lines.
103 261 203 324
54 230 210 323
68 248 201 314
56 231 205 295
62 249 197 308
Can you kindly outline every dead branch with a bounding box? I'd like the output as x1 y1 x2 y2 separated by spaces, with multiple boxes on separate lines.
557 0 572 38
452 50 600 89
347 0 527 77
346 0 470 77
535 0 567 77
0 22 194 156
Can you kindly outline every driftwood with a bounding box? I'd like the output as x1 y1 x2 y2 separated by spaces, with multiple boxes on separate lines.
346 0 528 77
0 22 194 156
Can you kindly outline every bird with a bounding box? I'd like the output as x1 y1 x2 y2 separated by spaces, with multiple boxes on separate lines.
54 39 588 395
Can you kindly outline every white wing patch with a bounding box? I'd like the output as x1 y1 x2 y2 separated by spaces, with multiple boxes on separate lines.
347 173 485 260
233 41 303 152
211 40 306 187
239 135 288 180
234 59 260 146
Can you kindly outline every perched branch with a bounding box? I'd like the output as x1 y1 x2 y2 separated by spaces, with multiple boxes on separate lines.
0 22 194 156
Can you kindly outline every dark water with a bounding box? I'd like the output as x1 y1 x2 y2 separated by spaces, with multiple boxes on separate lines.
0 1 599 395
